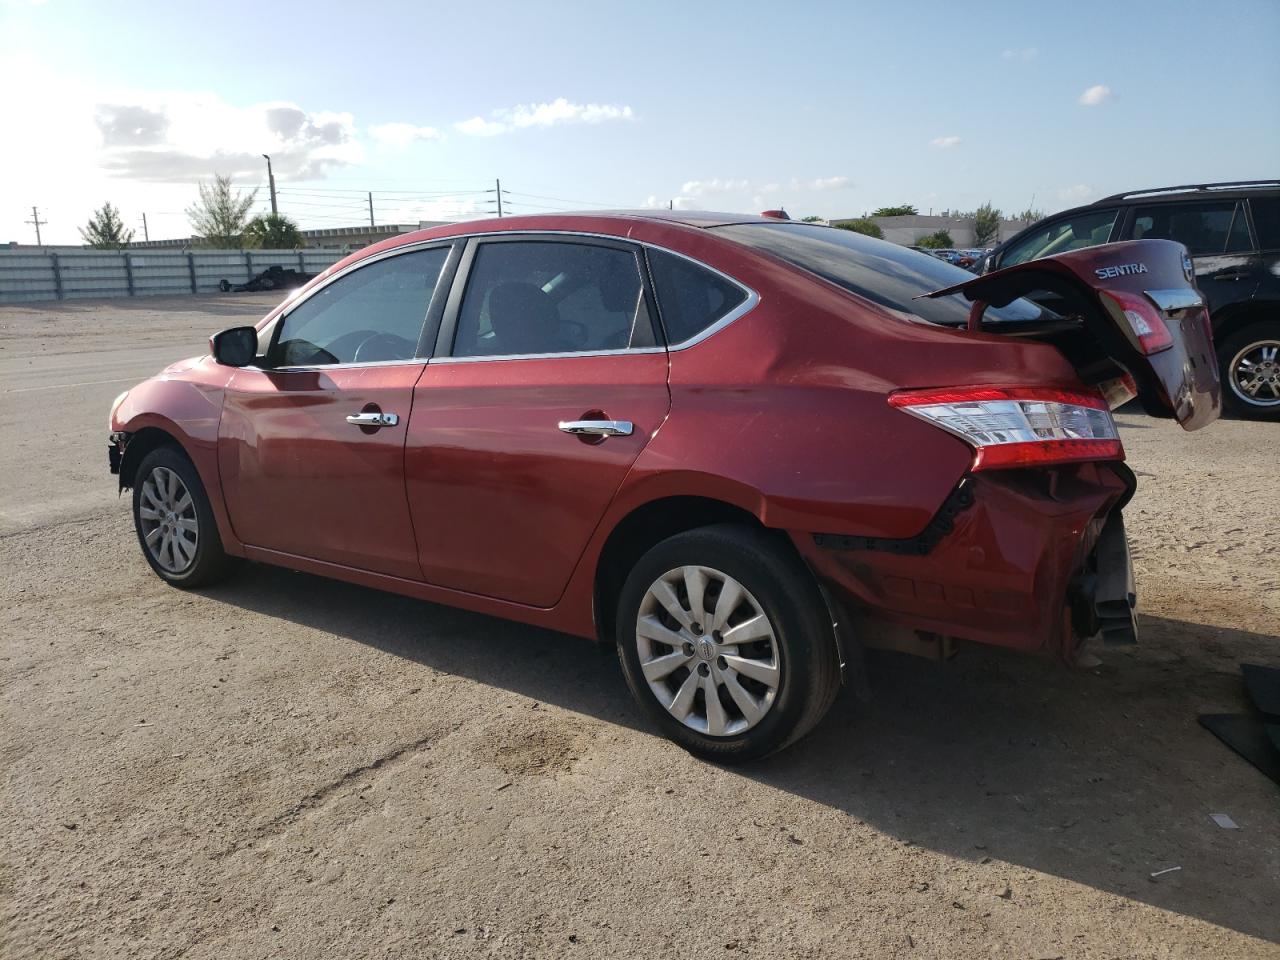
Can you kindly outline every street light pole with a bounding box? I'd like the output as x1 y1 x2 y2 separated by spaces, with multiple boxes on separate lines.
262 154 278 216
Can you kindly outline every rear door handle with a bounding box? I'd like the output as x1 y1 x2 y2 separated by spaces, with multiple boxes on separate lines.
346 411 399 427
558 419 633 437
1210 272 1247 281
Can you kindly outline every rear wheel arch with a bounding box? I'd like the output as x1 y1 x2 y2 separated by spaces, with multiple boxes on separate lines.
592 495 794 644
1211 299 1273 346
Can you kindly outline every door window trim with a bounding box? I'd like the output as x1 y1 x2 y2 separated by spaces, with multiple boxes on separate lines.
252 240 462 372
432 233 665 363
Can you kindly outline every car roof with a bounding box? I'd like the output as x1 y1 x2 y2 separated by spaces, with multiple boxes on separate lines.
1092 180 1280 205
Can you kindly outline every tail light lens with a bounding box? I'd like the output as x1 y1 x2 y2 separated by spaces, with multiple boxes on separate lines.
889 386 1124 471
1099 289 1174 355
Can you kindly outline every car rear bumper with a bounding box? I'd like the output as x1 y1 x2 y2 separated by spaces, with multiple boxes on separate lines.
794 462 1134 657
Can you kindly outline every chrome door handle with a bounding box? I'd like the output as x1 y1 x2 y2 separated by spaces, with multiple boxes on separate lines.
558 419 633 437
346 411 399 427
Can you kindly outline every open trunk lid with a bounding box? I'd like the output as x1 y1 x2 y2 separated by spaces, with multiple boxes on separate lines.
923 239 1221 430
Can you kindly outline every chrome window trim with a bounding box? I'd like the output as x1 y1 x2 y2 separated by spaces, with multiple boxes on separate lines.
432 346 666 365
241 357 429 374
263 228 760 366
435 230 759 363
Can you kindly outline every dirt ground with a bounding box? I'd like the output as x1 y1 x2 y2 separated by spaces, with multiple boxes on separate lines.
2 295 1278 959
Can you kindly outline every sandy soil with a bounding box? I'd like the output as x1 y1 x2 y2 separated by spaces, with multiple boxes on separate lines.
2 295 1278 959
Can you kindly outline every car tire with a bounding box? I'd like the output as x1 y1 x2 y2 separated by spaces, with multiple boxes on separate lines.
218 279 231 292
615 523 841 763
1219 321 1280 420
132 445 238 588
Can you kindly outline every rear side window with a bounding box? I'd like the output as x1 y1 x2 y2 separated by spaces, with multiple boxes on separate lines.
451 240 655 358
1130 201 1253 255
1001 209 1119 267
1249 196 1280 250
713 222 1044 327
272 247 449 366
646 249 749 344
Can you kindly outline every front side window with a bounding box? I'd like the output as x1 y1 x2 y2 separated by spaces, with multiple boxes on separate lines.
647 249 749 344
451 240 654 358
1130 201 1253 255
271 246 449 366
1000 208 1119 267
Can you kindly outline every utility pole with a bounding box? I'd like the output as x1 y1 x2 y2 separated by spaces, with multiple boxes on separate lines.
368 191 375 227
140 213 149 242
262 154 278 215
495 178 503 217
668 199 673 210
26 206 47 246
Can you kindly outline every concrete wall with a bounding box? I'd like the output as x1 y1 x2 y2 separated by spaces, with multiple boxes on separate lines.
831 214 1035 248
0 248 344 303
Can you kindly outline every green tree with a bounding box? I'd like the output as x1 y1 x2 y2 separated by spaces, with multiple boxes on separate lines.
187 174 258 248
972 202 1001 246
835 218 884 239
79 202 134 249
870 204 918 217
916 229 954 249
242 213 303 249
800 215 825 223
1013 207 1045 222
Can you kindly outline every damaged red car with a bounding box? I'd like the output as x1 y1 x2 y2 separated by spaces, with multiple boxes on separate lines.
108 213 1220 760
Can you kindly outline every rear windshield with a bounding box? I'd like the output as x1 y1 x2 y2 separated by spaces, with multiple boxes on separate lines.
712 222 1045 326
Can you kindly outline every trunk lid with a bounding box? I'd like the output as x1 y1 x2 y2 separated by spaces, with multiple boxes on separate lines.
923 239 1221 430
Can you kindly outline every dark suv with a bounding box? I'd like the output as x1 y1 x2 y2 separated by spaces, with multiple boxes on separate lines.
977 181 1280 418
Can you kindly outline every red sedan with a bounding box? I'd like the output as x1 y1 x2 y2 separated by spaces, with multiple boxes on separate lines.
108 212 1219 760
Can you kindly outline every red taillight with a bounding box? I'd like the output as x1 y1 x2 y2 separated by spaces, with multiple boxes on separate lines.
1099 289 1174 355
889 385 1124 471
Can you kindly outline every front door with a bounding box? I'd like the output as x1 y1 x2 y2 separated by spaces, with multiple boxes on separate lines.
406 236 671 607
218 244 454 578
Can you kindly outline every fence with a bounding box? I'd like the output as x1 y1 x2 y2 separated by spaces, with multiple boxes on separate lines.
0 248 346 303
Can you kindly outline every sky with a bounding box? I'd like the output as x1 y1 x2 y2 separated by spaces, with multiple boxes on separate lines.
2 0 1278 245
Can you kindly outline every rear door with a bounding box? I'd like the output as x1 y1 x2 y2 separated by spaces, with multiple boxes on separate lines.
406 235 671 607
927 238 1221 430
1123 199 1262 313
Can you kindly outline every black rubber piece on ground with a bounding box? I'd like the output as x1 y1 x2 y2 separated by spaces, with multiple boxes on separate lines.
1198 713 1280 788
1241 663 1280 718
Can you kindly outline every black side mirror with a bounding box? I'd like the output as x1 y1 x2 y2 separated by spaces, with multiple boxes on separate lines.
210 326 258 367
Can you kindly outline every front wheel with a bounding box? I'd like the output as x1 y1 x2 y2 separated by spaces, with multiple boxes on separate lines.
132 446 237 588
1219 321 1280 419
616 524 841 762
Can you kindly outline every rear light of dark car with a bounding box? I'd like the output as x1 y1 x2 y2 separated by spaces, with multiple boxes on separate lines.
889 386 1124 470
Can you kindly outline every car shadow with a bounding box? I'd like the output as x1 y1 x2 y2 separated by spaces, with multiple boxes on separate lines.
209 563 1279 943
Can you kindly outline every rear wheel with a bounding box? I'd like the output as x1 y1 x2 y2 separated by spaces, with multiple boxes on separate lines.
132 446 237 588
616 524 841 762
1219 321 1280 419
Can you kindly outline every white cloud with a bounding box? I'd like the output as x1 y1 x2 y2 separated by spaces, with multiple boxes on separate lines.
930 136 962 148
1078 84 1112 106
454 98 633 136
369 122 442 148
801 175 851 191
680 178 750 196
1001 47 1038 61
1057 184 1094 203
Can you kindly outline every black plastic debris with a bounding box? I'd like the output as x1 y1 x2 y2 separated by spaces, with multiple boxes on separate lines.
1199 663 1280 788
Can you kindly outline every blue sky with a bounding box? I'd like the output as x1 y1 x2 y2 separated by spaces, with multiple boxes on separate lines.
2 0 1277 243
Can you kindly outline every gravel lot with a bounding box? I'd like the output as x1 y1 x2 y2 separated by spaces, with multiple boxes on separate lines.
2 294 1278 959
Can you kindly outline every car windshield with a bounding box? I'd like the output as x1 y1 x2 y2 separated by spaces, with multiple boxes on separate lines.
713 222 1045 326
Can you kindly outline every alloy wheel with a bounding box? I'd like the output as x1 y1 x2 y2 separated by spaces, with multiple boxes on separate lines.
1229 339 1280 408
635 565 781 737
139 466 199 573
